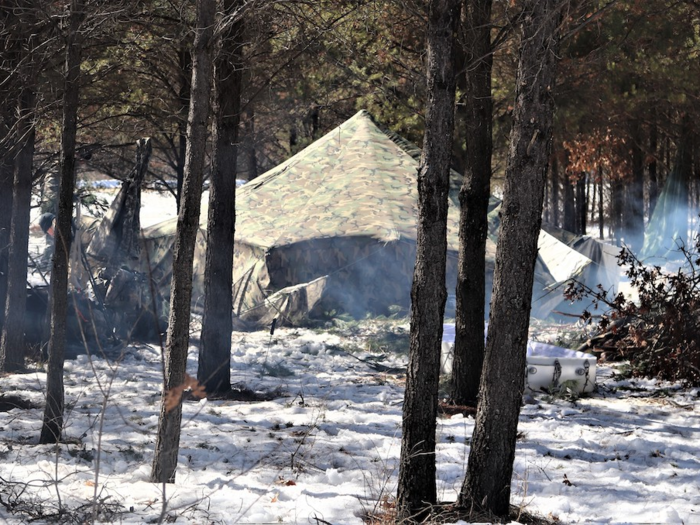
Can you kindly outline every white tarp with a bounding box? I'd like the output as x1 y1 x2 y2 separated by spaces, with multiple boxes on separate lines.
441 323 597 393
537 229 593 283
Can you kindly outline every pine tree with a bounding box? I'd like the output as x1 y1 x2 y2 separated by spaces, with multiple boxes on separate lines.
396 0 460 520
150 0 216 484
458 0 565 517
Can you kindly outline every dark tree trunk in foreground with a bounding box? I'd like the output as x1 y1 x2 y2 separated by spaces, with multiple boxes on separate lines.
451 0 493 407
40 0 85 444
1 87 36 372
0 127 14 342
199 0 244 396
459 0 563 517
396 0 459 520
175 43 191 212
151 0 215 484
0 5 18 339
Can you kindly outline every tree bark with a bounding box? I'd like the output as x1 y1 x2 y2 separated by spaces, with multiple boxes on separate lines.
243 105 258 180
151 0 216 484
624 120 644 251
550 153 560 227
648 120 658 217
40 0 85 444
677 113 693 241
199 0 244 396
563 175 575 232
0 3 19 339
690 138 700 224
598 164 605 240
396 0 459 520
1 86 36 372
451 0 493 407
589 170 597 227
175 43 192 212
459 0 563 517
0 126 14 342
576 172 586 235
611 173 623 243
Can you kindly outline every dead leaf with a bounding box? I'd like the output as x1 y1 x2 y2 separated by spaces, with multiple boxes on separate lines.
164 374 207 413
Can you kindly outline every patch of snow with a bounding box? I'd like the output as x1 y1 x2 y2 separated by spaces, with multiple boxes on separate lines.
10 191 700 524
0 325 698 524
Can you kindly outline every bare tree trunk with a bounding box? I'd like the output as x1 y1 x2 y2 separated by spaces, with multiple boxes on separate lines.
150 0 216 484
550 153 560 227
396 0 459 520
175 43 192 212
199 0 244 396
543 164 551 223
0 4 18 339
648 119 658 217
0 128 14 341
563 177 575 232
590 170 597 228
451 0 493 407
243 105 258 180
1 86 36 372
598 164 605 240
624 120 644 251
690 138 700 226
576 172 586 235
459 0 563 517
611 174 623 243
40 0 85 444
677 114 693 241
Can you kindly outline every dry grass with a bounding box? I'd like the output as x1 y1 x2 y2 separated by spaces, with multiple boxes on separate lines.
361 500 561 524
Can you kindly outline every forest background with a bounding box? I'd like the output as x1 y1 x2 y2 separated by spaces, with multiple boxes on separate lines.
2 0 698 238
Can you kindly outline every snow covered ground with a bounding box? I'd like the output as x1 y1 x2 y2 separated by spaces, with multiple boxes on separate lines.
10 187 699 523
1 322 698 524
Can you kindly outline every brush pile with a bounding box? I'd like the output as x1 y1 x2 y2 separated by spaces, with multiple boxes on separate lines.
566 243 700 386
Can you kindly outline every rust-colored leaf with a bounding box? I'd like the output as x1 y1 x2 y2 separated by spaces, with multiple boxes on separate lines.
164 373 206 413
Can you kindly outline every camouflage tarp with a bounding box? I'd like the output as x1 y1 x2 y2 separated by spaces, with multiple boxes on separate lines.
142 110 480 325
86 138 152 279
240 275 330 327
142 110 589 326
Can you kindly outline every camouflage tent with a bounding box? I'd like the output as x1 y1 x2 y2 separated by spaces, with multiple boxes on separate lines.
142 110 589 326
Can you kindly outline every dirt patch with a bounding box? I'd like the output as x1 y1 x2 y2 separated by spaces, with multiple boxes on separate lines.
438 400 477 418
185 383 285 403
0 395 37 412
